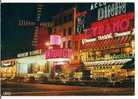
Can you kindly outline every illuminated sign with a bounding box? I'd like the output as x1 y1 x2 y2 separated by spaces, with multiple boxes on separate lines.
74 12 134 40
17 52 28 58
82 38 96 44
89 12 133 37
17 50 42 58
97 3 126 21
76 15 86 33
88 3 134 23
98 33 113 40
29 50 42 56
77 3 134 31
114 31 131 37
90 3 127 20
44 49 73 59
1 60 15 67
81 30 132 45
90 3 107 10
50 35 61 45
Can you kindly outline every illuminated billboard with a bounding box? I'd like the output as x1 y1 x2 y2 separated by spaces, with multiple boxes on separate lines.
44 49 73 61
50 35 61 45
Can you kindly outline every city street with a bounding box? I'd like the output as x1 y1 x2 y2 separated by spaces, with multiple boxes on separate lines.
1 82 134 96
1 3 135 96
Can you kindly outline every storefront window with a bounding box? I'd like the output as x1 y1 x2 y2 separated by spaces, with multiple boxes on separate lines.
123 47 132 55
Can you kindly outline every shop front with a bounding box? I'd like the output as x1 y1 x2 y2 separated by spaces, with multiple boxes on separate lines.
1 59 16 80
80 33 134 80
43 35 76 80
84 59 130 81
78 9 134 81
44 48 73 80
16 50 51 79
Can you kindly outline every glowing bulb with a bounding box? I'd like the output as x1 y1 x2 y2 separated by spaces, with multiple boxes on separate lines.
45 42 50 46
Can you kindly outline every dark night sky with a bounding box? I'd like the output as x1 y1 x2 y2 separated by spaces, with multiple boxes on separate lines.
1 3 91 60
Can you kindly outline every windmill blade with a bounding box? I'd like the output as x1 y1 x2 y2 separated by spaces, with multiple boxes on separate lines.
32 4 44 47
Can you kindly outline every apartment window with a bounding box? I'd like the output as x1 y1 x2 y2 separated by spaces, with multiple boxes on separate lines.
68 41 70 49
64 14 72 23
68 27 72 35
74 56 78 60
63 42 66 48
68 41 74 49
65 41 68 48
66 29 68 36
60 17 64 25
67 14 72 22
70 41 74 49
75 41 78 49
63 29 66 36
55 19 57 26
48 28 52 34
54 28 56 33
67 41 69 48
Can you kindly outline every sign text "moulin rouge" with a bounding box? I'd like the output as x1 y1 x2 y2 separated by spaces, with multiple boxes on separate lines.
44 49 73 59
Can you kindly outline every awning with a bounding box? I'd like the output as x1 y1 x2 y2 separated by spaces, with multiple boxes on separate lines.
69 62 80 67
84 59 132 66
82 37 131 49
119 36 131 45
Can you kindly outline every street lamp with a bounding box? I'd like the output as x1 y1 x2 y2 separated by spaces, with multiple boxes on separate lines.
45 41 50 47
45 41 52 49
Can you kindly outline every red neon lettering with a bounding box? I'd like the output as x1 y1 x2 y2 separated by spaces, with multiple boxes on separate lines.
98 21 105 35
45 49 73 59
75 12 134 40
91 24 98 37
127 12 134 20
105 24 113 34
112 18 121 33
120 18 130 32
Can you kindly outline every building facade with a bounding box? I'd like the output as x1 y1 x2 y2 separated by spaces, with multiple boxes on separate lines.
77 3 135 81
16 50 51 79
49 7 81 79
1 59 16 79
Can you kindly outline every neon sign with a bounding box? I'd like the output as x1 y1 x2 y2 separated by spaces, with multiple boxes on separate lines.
114 31 131 37
1 60 15 67
17 50 42 58
89 3 133 22
82 38 97 44
74 12 134 40
50 35 61 45
44 49 73 59
98 33 113 40
90 3 107 11
88 12 133 37
97 3 126 20
76 15 86 33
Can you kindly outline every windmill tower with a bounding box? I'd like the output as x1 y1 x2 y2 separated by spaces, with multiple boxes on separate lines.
18 4 50 51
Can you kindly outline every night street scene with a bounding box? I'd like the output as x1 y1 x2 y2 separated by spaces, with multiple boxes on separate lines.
1 3 135 96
